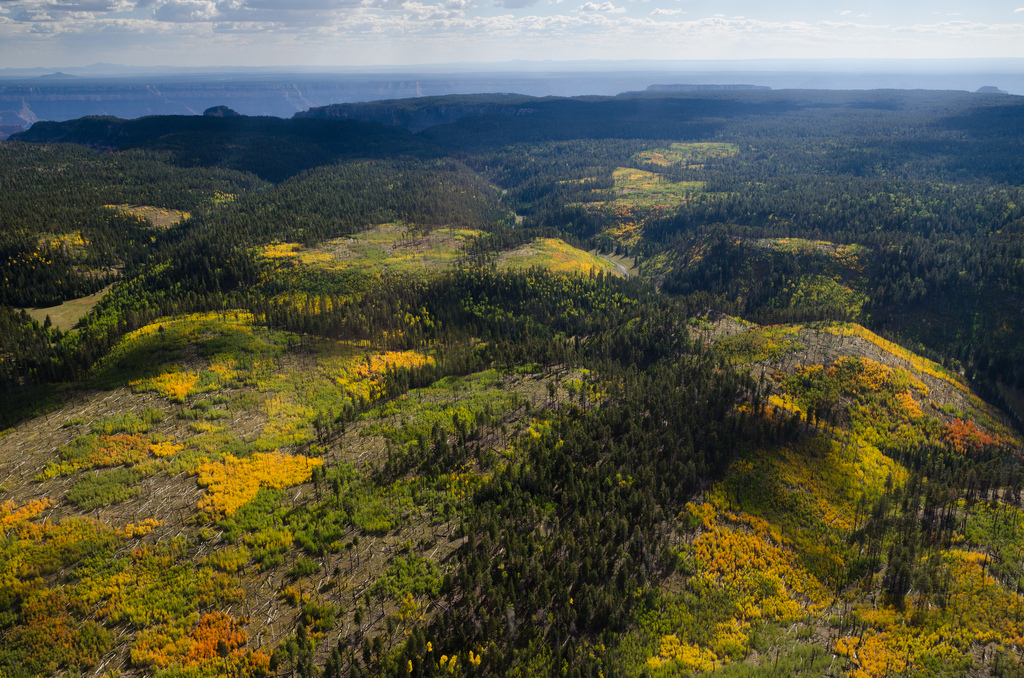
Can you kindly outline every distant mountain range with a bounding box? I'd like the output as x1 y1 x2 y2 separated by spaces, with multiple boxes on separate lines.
1 63 1022 139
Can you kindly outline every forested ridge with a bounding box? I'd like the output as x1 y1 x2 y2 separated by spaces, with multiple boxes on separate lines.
2 88 1024 678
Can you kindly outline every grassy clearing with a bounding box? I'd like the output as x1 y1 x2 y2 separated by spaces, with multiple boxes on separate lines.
105 204 191 228
260 222 481 278
608 168 703 209
497 238 622 276
634 142 740 169
36 231 89 255
753 238 869 270
25 284 113 331
715 325 805 364
584 167 707 248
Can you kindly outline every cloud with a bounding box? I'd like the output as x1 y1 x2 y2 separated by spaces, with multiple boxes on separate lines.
13 6 59 20
838 9 850 15
493 0 538 7
45 0 135 11
576 1 622 12
153 0 217 21
240 0 362 10
1015 7 1024 11
3 4 1024 66
2 0 135 20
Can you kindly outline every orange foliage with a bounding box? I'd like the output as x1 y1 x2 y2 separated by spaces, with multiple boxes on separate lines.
945 418 998 453
184 612 248 664
1 497 53 529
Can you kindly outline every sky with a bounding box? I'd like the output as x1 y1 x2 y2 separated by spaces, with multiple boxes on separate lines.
1 0 1023 68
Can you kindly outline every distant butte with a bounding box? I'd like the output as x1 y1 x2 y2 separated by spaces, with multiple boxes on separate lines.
203 105 242 117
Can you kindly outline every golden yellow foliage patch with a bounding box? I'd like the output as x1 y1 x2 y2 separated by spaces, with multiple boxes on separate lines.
131 370 201 403
646 634 719 671
195 452 322 515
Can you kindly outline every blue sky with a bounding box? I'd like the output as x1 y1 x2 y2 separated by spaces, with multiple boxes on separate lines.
0 0 1022 68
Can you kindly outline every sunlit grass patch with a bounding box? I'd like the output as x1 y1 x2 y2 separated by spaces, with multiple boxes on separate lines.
715 324 804 364
104 204 190 229
258 223 482 285
497 238 621 276
99 311 290 392
634 141 739 168
36 231 89 253
608 168 703 209
758 237 869 265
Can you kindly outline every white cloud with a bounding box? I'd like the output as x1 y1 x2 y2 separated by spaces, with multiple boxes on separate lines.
240 0 361 10
2 6 1024 66
153 0 217 21
47 0 136 11
14 7 54 20
493 0 538 8
838 9 850 15
1015 7 1024 11
576 1 622 11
